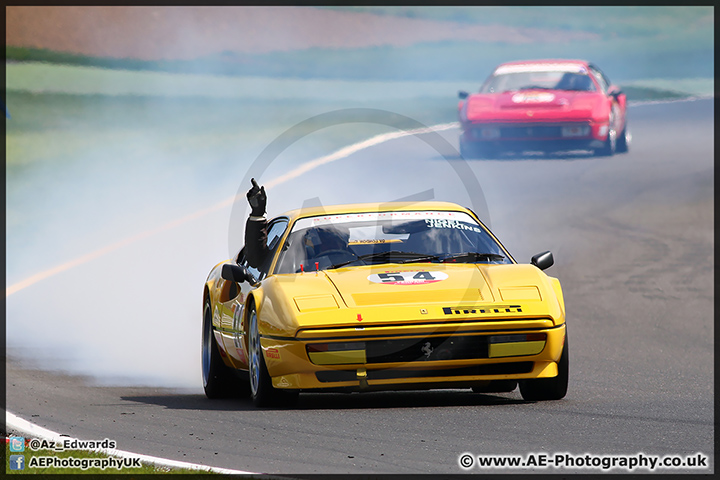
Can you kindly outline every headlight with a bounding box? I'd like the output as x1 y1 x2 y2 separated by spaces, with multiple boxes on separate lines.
307 342 366 365
488 333 546 358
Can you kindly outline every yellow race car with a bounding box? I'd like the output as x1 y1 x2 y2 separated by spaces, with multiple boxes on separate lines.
202 201 567 407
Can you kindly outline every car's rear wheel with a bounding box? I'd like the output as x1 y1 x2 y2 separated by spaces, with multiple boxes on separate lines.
472 380 518 393
202 297 239 398
248 304 299 408
519 332 569 401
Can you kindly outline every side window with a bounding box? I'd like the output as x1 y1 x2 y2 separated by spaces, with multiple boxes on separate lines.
261 219 288 276
235 248 260 284
589 66 609 94
244 258 262 283
265 219 288 252
600 70 612 89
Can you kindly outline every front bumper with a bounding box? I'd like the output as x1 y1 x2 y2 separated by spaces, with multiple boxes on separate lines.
260 321 566 391
461 121 608 152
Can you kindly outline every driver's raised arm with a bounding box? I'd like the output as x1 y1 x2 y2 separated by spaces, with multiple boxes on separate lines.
244 178 269 268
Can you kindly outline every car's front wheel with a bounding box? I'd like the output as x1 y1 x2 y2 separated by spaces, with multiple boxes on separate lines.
593 128 616 157
594 112 619 157
519 332 569 401
202 297 239 398
616 123 631 153
248 304 299 408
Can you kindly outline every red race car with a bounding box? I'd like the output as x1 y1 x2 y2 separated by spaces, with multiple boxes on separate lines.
458 59 630 158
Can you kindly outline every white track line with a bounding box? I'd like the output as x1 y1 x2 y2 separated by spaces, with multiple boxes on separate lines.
5 411 257 475
627 95 711 106
264 122 456 188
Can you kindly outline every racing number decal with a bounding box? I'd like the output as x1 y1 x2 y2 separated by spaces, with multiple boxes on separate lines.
378 273 405 283
368 271 449 285
412 271 436 281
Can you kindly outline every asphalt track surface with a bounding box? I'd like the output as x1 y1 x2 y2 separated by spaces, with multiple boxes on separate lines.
6 98 714 475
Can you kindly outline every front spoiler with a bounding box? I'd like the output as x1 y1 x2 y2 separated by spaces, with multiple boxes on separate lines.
463 136 605 153
261 323 566 391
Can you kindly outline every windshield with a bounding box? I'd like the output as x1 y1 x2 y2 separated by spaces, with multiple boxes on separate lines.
480 71 596 94
274 210 512 274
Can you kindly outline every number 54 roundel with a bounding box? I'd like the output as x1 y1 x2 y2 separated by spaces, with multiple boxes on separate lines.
367 271 448 285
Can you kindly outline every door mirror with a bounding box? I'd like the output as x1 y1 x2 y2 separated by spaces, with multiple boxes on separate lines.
531 251 554 270
221 263 249 283
458 90 469 99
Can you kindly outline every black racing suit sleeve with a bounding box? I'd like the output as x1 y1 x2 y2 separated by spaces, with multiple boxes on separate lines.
244 217 269 268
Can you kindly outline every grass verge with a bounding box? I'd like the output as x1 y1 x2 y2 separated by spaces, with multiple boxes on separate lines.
6 23 713 82
321 6 713 38
4 91 458 170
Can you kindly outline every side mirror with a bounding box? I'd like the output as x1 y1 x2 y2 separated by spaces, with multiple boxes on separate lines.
608 86 623 98
531 251 554 271
221 263 249 283
458 90 469 100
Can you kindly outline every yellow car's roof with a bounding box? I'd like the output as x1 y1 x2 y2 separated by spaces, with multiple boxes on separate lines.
279 201 475 223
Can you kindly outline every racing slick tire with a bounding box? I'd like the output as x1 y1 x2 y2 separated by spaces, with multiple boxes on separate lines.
593 116 617 157
202 297 243 398
519 333 569 401
248 303 299 408
616 124 631 154
472 380 518 393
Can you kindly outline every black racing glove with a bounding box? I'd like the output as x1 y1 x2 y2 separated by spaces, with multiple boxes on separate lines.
246 178 267 217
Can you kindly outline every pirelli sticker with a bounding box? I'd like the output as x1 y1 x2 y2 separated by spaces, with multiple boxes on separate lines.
443 305 523 315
